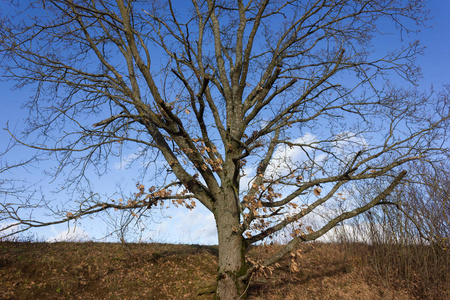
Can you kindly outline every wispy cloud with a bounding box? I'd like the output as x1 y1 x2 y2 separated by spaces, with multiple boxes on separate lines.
114 152 141 170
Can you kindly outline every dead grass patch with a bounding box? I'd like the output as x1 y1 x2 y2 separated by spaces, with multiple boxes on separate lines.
0 241 447 299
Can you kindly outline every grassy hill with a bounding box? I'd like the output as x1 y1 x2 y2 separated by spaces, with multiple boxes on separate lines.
0 241 448 299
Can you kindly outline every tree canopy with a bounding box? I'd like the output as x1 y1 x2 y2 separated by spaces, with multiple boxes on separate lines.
1 0 448 298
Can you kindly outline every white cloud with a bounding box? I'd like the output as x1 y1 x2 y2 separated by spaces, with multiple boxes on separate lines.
191 213 218 245
331 131 368 159
240 166 256 192
46 226 90 242
0 222 20 239
147 205 218 245
239 133 319 193
266 133 318 177
114 152 141 170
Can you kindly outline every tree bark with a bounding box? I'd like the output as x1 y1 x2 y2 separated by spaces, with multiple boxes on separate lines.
214 189 249 299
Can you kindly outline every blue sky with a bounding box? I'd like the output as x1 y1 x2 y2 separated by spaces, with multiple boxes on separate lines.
1 1 449 244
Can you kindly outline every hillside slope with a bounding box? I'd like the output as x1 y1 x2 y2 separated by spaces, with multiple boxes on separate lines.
0 242 447 299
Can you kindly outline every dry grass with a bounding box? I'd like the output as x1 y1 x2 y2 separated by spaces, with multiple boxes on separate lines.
0 242 217 299
247 243 411 300
0 241 447 299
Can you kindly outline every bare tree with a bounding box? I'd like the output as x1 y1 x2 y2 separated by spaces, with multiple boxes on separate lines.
396 159 450 248
1 0 449 298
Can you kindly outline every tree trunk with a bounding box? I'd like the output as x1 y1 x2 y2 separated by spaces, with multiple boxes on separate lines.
214 191 249 299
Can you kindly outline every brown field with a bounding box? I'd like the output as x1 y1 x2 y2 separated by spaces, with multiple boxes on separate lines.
0 241 448 299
